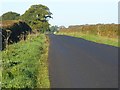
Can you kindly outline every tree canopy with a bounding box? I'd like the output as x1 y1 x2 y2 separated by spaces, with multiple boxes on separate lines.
1 4 53 33
21 4 52 32
1 12 20 20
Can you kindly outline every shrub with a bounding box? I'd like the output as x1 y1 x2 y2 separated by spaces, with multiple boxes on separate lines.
1 20 32 50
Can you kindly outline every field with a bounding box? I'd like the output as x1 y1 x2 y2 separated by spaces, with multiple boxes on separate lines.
58 24 119 47
1 34 50 88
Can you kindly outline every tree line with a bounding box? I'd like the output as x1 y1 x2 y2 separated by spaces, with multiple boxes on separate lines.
0 4 57 50
1 4 53 33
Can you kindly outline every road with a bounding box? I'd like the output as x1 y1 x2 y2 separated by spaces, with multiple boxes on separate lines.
48 34 118 88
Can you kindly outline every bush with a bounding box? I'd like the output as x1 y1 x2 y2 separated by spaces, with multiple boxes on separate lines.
1 20 32 50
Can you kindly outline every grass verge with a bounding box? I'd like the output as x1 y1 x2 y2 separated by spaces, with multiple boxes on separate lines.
57 32 118 47
1 34 50 88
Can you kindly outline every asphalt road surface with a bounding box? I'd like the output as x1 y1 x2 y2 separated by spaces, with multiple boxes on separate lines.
48 34 118 88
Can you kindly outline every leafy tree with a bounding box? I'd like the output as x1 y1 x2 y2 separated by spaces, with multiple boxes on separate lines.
1 11 20 20
21 4 52 33
49 25 59 33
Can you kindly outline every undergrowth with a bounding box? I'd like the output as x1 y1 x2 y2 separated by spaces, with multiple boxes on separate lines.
1 34 50 88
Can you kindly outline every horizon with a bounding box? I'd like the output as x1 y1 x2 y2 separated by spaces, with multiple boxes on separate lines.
0 0 119 27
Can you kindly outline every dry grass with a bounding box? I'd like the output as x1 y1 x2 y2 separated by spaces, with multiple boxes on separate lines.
59 24 119 38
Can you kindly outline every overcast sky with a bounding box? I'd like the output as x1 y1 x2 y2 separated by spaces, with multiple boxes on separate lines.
0 0 119 27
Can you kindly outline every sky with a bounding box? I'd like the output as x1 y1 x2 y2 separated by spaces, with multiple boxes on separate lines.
0 0 119 27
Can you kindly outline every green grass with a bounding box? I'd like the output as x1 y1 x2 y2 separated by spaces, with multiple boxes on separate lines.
58 32 118 47
0 65 1 89
1 34 50 88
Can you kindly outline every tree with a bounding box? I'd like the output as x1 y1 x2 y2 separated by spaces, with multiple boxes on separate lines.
49 25 59 33
21 4 52 33
1 11 20 20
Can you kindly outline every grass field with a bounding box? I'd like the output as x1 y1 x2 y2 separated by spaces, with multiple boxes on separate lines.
1 34 50 88
58 24 119 47
58 32 118 47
